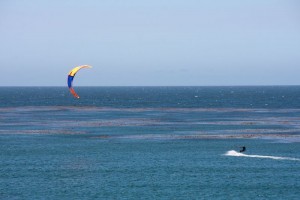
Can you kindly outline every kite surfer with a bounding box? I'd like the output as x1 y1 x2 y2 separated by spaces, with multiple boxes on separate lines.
239 146 246 153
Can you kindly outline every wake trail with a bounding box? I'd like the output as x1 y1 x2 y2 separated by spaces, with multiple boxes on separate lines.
224 150 300 161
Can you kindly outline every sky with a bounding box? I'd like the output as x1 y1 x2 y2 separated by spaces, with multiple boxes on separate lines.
0 0 299 86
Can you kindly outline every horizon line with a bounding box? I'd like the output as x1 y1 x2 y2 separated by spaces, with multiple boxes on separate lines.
0 85 300 87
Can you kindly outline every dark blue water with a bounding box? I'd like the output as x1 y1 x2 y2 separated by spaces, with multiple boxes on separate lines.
1 87 300 199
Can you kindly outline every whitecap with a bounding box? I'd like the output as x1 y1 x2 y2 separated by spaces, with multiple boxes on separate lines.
224 150 300 161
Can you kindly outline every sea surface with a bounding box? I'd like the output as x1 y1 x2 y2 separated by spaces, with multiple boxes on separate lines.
1 86 300 199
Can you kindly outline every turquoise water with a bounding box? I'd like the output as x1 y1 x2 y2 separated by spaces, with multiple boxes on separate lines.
1 87 300 199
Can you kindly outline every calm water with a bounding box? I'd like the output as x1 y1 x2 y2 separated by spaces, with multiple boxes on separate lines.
1 86 300 199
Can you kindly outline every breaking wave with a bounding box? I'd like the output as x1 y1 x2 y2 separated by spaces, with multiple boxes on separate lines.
224 150 300 161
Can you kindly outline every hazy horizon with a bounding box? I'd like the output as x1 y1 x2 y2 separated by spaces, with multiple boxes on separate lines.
1 85 300 87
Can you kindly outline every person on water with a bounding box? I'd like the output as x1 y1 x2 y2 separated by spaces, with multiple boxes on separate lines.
239 146 246 152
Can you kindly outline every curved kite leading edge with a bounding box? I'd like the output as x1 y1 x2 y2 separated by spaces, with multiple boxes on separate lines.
67 65 92 98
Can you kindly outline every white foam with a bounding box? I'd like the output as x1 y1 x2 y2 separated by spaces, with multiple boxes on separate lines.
224 150 300 161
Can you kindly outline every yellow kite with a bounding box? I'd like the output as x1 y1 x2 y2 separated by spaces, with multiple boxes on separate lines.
67 65 92 98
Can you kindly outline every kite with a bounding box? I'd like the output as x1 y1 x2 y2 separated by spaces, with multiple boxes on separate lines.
67 65 92 98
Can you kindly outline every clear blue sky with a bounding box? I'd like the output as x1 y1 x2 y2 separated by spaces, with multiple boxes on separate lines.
0 0 299 86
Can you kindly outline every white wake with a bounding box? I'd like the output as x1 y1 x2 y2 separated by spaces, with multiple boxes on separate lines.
224 150 300 161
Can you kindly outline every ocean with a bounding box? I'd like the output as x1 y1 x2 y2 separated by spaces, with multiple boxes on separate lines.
1 86 300 199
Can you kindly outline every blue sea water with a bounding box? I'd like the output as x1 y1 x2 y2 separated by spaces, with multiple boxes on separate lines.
1 86 300 199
